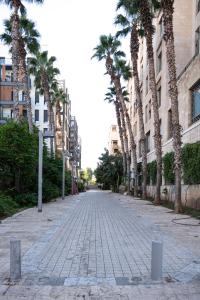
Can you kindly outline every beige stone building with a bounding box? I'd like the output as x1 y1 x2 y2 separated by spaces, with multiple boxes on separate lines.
127 0 200 206
108 125 121 155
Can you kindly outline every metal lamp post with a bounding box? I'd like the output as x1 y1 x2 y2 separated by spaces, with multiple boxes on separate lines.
38 130 54 212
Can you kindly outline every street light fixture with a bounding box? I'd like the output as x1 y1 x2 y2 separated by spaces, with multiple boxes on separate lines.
38 130 54 212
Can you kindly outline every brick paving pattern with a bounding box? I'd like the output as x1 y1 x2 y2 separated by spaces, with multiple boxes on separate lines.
0 190 200 299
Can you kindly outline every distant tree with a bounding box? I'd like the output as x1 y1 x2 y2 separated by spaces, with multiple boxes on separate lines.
94 149 123 192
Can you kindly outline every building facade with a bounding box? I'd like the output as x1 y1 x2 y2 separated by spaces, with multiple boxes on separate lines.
127 0 200 205
108 125 121 155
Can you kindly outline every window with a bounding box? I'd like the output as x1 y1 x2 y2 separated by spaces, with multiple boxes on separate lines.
157 51 162 74
35 109 39 122
43 128 48 133
168 109 173 139
148 100 151 120
159 119 162 138
191 81 200 123
195 27 200 55
145 131 150 153
23 110 27 118
35 91 39 104
145 104 148 123
157 85 162 107
44 110 48 122
159 18 163 37
146 76 149 95
113 140 118 146
197 0 200 14
139 140 142 157
11 91 13 101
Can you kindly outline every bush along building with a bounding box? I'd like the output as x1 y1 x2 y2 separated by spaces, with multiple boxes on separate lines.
127 0 200 209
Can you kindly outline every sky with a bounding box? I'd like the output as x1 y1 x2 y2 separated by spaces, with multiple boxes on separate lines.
0 0 129 170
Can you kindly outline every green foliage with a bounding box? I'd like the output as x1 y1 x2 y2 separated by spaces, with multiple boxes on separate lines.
14 193 37 207
163 152 175 185
0 193 19 217
65 171 72 195
78 182 85 193
182 142 200 184
147 160 157 185
94 149 123 192
0 120 38 194
0 121 72 216
80 168 93 184
43 180 60 202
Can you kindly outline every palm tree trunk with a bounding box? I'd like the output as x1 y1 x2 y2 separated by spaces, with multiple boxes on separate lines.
18 39 33 133
115 76 138 197
139 0 162 204
115 100 127 178
11 7 20 120
161 0 182 213
131 23 147 199
119 100 129 190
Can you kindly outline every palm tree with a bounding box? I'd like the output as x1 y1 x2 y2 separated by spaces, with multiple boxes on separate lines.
1 16 40 133
105 86 128 179
51 85 67 155
0 0 43 120
160 0 182 213
130 0 162 204
115 6 148 199
92 35 138 195
29 51 60 154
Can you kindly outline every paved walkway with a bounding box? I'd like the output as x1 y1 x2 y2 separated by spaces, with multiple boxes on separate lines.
0 190 200 299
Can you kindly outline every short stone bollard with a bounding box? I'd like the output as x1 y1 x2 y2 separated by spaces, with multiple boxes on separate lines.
10 239 21 280
151 240 163 280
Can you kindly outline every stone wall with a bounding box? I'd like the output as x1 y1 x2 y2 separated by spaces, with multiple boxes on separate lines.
147 185 200 209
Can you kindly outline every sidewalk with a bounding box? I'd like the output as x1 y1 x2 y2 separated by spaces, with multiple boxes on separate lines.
0 191 199 299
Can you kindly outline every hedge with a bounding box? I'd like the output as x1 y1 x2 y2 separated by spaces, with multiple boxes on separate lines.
182 142 200 184
163 152 175 184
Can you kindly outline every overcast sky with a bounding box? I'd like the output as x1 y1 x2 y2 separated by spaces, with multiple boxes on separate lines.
0 0 129 170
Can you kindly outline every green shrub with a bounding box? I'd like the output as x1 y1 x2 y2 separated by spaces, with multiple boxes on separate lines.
182 142 200 184
163 152 175 185
43 180 60 202
78 182 85 192
147 160 157 185
0 193 19 217
65 171 72 195
14 193 37 207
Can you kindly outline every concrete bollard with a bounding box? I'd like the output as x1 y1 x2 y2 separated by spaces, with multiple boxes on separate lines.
151 240 163 280
10 239 21 280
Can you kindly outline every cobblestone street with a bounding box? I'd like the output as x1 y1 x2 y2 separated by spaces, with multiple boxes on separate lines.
0 190 200 299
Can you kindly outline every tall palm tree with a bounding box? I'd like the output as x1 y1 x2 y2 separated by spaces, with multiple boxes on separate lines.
129 0 162 204
92 35 138 195
1 16 40 133
51 85 67 155
0 0 43 120
115 7 148 199
105 86 128 179
29 51 60 155
160 0 182 213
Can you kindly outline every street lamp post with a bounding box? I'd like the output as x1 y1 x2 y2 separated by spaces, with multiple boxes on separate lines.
38 130 54 212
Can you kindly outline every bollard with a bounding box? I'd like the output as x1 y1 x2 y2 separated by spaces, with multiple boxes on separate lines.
151 240 163 280
10 239 21 280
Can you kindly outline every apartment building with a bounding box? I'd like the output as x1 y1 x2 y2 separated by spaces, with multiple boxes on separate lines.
0 58 81 168
0 57 27 122
128 0 200 165
108 125 121 155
